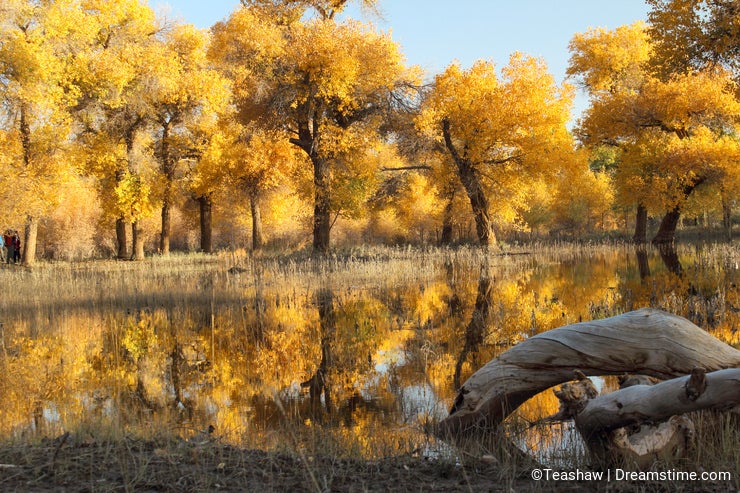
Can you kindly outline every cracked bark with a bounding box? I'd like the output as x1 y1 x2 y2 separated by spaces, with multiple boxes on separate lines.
439 308 740 437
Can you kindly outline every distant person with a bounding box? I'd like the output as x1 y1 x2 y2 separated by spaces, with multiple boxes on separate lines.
0 233 5 263
5 230 14 264
13 232 20 263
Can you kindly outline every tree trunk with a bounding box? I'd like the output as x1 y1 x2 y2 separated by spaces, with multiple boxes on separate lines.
116 218 129 259
440 221 454 246
250 191 264 253
652 180 704 245
19 107 37 266
19 105 31 167
440 188 456 246
652 206 681 245
199 195 212 254
721 193 733 241
131 221 145 260
438 308 740 437
159 121 174 255
290 114 333 255
160 202 171 255
22 217 38 266
312 156 332 255
466 186 495 248
122 118 146 260
633 203 647 244
442 119 495 248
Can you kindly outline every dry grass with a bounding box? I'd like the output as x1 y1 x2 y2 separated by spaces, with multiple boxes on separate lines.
0 242 737 492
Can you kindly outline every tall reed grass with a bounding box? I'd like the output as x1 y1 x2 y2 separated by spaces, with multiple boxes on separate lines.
0 242 736 492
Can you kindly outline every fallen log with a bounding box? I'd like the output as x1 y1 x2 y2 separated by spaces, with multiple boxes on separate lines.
536 370 598 424
574 368 740 467
439 308 740 437
606 415 695 469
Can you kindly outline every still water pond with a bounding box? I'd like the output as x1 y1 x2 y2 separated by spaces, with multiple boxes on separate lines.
0 244 738 460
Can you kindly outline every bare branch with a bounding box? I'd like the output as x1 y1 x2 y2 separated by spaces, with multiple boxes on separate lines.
380 165 432 172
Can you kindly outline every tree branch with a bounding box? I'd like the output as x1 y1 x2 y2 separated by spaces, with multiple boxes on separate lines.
381 165 432 172
438 308 740 438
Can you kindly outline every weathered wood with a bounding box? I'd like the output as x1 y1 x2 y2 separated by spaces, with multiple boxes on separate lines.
576 368 740 438
538 370 598 423
575 368 740 468
545 371 696 468
607 415 695 469
439 308 740 437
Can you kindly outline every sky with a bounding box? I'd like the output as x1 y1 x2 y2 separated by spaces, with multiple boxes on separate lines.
157 0 651 117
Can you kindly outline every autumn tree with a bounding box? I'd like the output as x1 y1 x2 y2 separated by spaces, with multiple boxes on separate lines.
393 172 444 244
148 23 229 255
569 22 740 245
549 154 615 235
360 140 441 244
174 118 221 254
72 0 162 260
0 0 92 265
211 3 417 254
202 118 300 252
243 0 380 20
647 0 740 238
416 56 575 247
647 0 740 79
567 23 653 243
185 146 217 253
383 99 463 245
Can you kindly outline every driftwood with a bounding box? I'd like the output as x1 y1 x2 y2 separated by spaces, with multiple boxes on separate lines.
439 308 740 437
582 368 740 466
539 370 598 423
606 415 695 469
550 368 740 467
578 368 740 437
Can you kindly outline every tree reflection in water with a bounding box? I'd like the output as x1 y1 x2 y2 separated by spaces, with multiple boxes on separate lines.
453 264 492 390
657 244 682 275
300 287 335 416
0 245 737 459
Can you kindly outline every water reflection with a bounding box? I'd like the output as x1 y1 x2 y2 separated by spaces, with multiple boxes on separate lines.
301 287 335 416
657 244 682 275
636 246 651 281
0 245 737 460
453 264 492 390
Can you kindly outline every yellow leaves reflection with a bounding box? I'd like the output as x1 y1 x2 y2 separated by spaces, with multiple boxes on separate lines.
0 245 736 459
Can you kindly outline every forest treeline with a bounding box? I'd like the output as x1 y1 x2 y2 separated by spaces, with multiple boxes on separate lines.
0 0 738 263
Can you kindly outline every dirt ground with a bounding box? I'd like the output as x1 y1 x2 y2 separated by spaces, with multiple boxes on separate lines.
1 436 735 493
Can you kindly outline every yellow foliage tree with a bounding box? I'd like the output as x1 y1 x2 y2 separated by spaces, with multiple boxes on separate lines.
148 23 230 254
0 0 92 264
550 160 615 234
211 5 418 254
216 119 301 251
569 22 740 244
647 0 740 80
72 0 162 259
417 55 575 247
647 0 740 238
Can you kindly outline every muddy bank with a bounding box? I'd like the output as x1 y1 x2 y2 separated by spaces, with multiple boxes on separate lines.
1 436 733 492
